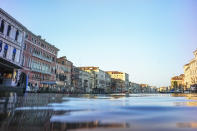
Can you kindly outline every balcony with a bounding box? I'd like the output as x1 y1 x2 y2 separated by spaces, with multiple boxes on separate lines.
0 32 22 47
32 53 52 63
31 67 52 75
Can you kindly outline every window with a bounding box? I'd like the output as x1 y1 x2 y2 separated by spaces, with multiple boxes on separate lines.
52 57 55 62
3 44 8 58
25 34 28 39
30 46 32 53
41 43 44 48
24 43 27 50
0 40 2 52
12 48 16 61
22 56 25 66
0 20 4 33
7 25 11 36
15 30 19 41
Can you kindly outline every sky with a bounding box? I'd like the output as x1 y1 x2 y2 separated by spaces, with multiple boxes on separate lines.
1 0 197 87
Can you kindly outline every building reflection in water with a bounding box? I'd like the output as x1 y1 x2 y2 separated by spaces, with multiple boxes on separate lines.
186 95 197 106
176 122 197 129
1 93 197 131
171 93 197 107
0 93 128 131
50 121 128 131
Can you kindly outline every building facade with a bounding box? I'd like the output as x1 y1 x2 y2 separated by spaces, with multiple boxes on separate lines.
56 56 73 92
0 8 25 87
170 74 185 92
129 82 141 93
79 67 108 93
106 71 129 93
22 30 59 90
72 67 93 93
184 49 197 91
105 73 111 93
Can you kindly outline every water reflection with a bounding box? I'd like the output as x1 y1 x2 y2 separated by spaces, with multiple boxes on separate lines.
0 93 197 131
177 122 197 129
51 121 128 131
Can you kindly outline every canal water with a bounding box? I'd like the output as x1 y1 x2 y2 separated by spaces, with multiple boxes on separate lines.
0 93 197 131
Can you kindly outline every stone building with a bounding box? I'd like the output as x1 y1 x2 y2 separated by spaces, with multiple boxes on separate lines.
139 84 150 93
0 8 25 87
170 74 185 92
184 49 197 91
79 67 107 93
22 30 59 90
106 71 129 93
72 67 93 93
105 73 111 93
56 56 73 92
129 82 141 93
158 87 168 92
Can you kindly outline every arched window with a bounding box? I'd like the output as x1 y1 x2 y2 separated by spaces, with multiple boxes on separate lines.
7 25 11 36
0 20 5 33
3 44 8 58
15 30 19 41
12 48 16 61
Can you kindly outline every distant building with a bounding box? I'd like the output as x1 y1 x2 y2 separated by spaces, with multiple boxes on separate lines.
72 67 93 93
106 71 129 93
105 73 111 93
140 84 151 93
171 74 184 92
79 67 107 93
184 49 197 91
56 56 73 91
0 8 26 87
129 82 141 93
158 87 168 92
149 86 158 93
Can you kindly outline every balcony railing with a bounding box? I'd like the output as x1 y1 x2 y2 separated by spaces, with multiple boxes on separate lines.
32 53 52 63
31 68 52 75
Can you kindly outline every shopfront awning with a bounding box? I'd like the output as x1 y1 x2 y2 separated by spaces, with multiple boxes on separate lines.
40 81 57 85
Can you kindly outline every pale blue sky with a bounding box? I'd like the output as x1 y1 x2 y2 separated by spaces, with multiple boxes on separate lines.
1 0 197 87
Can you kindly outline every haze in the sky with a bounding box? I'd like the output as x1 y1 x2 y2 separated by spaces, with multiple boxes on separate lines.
1 0 197 87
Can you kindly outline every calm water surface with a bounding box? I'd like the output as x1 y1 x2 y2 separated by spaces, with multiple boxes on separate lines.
0 93 197 131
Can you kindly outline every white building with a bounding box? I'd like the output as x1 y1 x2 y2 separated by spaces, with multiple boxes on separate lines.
0 8 25 87
79 67 108 93
184 49 197 91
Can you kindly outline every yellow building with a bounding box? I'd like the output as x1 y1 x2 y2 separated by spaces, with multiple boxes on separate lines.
158 87 168 92
184 49 197 90
171 74 184 91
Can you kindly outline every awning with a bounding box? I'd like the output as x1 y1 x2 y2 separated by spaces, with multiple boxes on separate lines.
40 81 56 85
56 81 65 86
